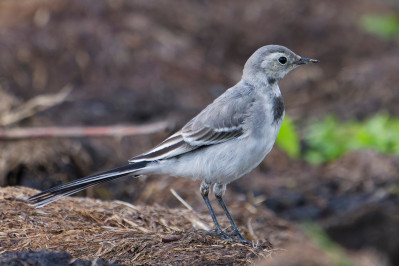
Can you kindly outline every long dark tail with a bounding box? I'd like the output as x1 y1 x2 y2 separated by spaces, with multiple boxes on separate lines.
28 161 148 208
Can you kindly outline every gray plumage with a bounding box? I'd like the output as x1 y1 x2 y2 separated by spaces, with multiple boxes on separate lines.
29 45 318 243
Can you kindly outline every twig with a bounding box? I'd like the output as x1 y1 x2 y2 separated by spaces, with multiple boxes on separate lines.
0 122 169 140
0 85 72 126
247 218 257 240
185 216 211 231
170 189 211 230
170 188 193 211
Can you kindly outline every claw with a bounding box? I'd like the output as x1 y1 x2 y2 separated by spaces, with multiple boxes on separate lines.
199 228 251 244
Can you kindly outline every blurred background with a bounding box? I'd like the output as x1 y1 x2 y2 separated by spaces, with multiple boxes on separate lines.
1 0 399 264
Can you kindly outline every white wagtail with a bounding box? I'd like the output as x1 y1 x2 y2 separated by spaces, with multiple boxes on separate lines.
29 45 318 243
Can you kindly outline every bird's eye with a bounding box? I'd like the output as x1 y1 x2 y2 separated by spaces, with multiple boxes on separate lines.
278 57 287 64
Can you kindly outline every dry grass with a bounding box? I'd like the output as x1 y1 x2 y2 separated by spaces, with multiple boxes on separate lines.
0 186 273 265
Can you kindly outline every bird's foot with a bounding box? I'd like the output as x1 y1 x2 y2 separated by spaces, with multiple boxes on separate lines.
199 229 250 244
228 230 250 244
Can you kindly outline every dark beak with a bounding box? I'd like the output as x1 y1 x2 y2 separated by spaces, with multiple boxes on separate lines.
295 58 319 65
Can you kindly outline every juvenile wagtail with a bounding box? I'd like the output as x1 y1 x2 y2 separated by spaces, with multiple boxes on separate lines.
29 45 318 243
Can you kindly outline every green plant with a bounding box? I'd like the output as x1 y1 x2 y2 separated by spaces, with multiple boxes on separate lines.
276 116 300 158
360 14 399 39
304 113 399 164
276 113 399 164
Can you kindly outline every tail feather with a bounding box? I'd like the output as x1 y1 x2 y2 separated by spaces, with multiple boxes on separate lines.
28 162 148 208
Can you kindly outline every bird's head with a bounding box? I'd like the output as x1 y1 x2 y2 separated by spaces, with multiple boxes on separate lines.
243 45 318 85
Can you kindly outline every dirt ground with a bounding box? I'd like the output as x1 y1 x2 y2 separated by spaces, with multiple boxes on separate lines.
0 186 388 265
1 0 399 265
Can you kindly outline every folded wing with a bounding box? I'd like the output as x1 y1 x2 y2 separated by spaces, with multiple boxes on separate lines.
130 85 253 163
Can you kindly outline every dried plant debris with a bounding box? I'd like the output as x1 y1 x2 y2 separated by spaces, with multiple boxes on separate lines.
0 187 273 265
0 250 120 266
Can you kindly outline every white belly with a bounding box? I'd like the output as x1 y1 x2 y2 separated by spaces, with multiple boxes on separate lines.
149 115 283 185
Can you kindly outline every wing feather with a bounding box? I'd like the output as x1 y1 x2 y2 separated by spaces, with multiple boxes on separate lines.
129 131 197 162
130 82 254 162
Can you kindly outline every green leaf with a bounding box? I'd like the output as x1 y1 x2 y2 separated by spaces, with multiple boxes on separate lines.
360 14 399 39
304 113 399 164
276 116 300 158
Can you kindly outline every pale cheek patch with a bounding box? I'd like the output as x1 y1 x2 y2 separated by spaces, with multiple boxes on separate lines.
261 58 275 69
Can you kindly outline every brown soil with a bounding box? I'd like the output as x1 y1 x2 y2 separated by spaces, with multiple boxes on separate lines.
0 186 286 265
0 186 386 265
1 0 399 265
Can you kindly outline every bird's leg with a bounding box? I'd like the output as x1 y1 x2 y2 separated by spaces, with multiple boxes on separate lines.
214 183 250 244
199 181 234 241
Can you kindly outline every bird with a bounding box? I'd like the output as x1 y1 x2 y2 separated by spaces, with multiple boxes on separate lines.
28 45 318 244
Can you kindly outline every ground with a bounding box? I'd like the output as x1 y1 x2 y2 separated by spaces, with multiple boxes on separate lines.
1 0 399 265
